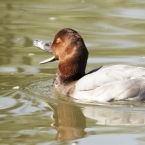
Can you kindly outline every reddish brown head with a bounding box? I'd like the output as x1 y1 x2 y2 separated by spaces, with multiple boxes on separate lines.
51 28 88 82
33 28 89 83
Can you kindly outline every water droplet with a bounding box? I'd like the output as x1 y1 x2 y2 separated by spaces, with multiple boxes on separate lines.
72 142 78 145
28 53 34 56
48 17 56 21
13 86 20 89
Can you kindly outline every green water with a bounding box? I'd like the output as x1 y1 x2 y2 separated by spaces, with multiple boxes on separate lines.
1 0 145 144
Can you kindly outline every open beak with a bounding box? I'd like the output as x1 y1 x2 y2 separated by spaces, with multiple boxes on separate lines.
33 40 57 64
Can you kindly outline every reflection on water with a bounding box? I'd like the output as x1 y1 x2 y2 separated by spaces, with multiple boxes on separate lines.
1 85 145 144
49 101 86 141
23 80 145 126
83 104 145 125
1 0 145 144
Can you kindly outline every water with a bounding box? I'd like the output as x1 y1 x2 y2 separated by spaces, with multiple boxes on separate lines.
1 0 145 144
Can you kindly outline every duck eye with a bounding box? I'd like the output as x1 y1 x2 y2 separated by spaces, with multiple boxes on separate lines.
56 38 62 43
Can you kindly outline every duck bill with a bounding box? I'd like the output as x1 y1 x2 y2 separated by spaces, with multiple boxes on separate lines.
39 56 56 64
33 40 52 52
33 40 57 64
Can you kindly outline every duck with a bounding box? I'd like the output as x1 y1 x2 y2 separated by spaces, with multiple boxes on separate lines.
33 28 145 102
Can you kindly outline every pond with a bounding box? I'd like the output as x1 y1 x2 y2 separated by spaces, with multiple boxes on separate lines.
1 0 145 144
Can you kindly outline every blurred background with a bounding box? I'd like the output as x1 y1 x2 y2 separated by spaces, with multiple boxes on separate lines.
1 0 145 144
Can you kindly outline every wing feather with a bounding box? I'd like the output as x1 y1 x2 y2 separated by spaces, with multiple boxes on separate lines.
72 65 145 102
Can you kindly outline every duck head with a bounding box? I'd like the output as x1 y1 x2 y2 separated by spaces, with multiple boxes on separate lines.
34 28 88 83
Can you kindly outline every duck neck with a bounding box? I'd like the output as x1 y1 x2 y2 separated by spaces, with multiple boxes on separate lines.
57 61 86 83
53 57 87 86
53 72 79 96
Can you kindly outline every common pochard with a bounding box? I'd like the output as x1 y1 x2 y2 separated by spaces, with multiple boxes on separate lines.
33 28 145 102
